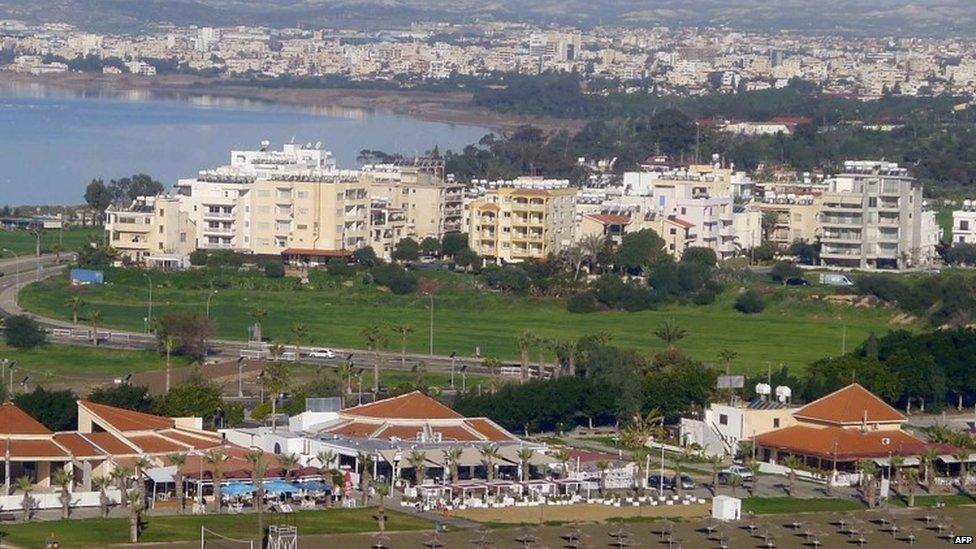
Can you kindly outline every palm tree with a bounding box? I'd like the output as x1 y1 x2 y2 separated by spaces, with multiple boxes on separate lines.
52 468 73 519
338 359 355 396
516 447 534 482
620 409 664 449
515 330 536 383
535 336 549 380
567 245 585 281
633 447 649 494
750 461 762 496
245 449 267 537
391 324 414 369
553 448 572 479
205 450 227 513
93 475 112 518
264 345 290 432
859 459 878 508
708 454 723 496
596 460 610 497
278 452 300 480
905 468 918 507
480 444 500 482
728 474 742 498
89 309 102 345
443 447 462 483
782 455 802 496
66 296 84 324
407 450 427 486
162 335 176 393
953 450 969 491
357 452 374 506
360 324 385 394
889 455 905 495
289 322 308 358
167 452 187 514
133 455 152 508
653 319 687 352
112 464 133 509
15 476 33 521
922 447 939 493
673 452 688 498
249 307 268 340
374 482 389 532
316 450 337 472
580 234 606 274
128 491 144 543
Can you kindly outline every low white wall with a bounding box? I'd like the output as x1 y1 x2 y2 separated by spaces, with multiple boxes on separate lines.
0 489 122 511
758 461 826 484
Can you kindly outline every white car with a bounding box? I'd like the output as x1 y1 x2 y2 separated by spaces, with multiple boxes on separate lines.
307 348 336 359
719 464 754 482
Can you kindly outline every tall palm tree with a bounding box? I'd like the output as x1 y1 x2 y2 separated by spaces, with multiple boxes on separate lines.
922 447 939 493
391 324 414 369
167 452 187 514
374 482 389 532
707 454 723 496
249 307 268 340
480 444 500 482
264 345 290 432
889 454 905 494
89 309 103 345
620 409 664 449
407 450 427 486
205 450 227 513
905 468 919 507
162 335 176 393
580 234 606 274
51 468 73 519
66 296 84 324
316 450 336 508
15 476 33 521
953 450 970 491
566 245 585 281
515 330 536 383
289 322 308 359
357 452 374 506
653 319 687 352
112 464 133 509
93 475 112 518
553 448 572 479
633 447 649 494
535 336 550 380
133 455 152 508
128 491 144 543
360 324 385 394
859 459 878 508
673 452 688 498
278 452 300 480
443 447 462 483
516 447 534 482
782 455 802 496
245 449 267 538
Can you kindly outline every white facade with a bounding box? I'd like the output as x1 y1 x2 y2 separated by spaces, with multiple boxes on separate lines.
952 204 976 244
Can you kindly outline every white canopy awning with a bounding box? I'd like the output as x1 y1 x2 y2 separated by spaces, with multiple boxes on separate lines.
145 465 176 484
873 457 920 467
939 453 976 464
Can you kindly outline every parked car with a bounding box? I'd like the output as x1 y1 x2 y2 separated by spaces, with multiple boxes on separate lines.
784 276 809 286
307 348 337 359
718 464 754 484
647 474 675 490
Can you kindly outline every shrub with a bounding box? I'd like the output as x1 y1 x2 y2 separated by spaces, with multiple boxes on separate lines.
681 247 718 267
189 249 208 266
371 263 417 294
619 283 659 312
734 289 765 314
481 265 532 294
692 287 718 305
264 261 286 278
4 315 46 349
770 261 802 283
352 246 378 267
567 291 600 313
326 257 355 277
392 237 420 262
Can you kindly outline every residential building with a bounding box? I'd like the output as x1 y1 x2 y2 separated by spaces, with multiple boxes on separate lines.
819 161 936 269
757 194 822 249
105 195 196 265
680 398 799 458
468 178 577 263
951 201 976 244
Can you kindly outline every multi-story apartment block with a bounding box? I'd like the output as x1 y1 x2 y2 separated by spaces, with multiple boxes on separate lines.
757 194 822 249
468 178 577 263
105 196 195 267
951 202 976 244
819 161 937 269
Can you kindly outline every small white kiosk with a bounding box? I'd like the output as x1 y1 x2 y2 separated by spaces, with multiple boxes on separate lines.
711 495 742 521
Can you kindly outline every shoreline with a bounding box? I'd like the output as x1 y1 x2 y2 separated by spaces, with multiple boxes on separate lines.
3 72 584 134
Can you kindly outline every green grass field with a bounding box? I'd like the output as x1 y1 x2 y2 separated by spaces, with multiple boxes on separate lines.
0 227 101 257
0 507 430 548
0 341 188 381
19 268 912 375
741 497 864 514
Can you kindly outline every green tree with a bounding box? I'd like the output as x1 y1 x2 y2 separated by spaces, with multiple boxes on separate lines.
480 444 500 482
167 452 187 514
516 330 537 383
860 459 878 508
289 322 309 358
66 296 85 325
84 178 113 224
516 447 534 482
4 315 46 349
52 468 73 519
441 232 468 258
128 491 144 543
205 450 227 513
93 475 112 518
153 382 223 425
419 237 441 257
782 455 802 496
406 450 427 485
245 450 267 535
653 319 687 352
616 229 667 274
14 387 77 431
263 346 291 432
391 324 414 369
16 476 33 521
360 325 386 394
392 237 421 262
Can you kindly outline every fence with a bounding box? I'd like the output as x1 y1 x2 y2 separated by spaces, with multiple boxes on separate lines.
0 488 121 511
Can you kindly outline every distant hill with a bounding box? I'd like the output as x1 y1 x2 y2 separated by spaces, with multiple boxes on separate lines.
1 0 975 35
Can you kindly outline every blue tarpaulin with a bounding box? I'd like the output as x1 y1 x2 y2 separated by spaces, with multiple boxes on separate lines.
70 268 104 285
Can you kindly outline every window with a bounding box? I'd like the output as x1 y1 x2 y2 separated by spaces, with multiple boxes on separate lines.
719 414 728 426
773 418 780 428
962 221 970 231
670 228 676 235
868 197 877 208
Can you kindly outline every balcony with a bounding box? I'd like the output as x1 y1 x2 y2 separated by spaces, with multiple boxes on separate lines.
821 216 862 227
203 226 235 236
203 210 235 220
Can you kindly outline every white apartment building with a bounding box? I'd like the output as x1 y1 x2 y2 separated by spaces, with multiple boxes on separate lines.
819 161 937 270
952 201 976 244
105 196 196 267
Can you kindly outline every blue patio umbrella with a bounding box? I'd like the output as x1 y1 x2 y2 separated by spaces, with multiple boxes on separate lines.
297 480 332 492
263 480 300 494
222 483 256 496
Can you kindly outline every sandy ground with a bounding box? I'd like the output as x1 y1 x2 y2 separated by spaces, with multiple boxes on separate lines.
4 72 584 133
453 502 709 524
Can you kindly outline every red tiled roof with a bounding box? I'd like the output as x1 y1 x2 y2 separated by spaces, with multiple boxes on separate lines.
328 422 381 438
9 439 69 459
160 430 222 449
0 403 52 435
465 419 516 442
666 216 696 229
53 433 106 458
587 214 631 225
374 424 424 440
433 425 481 442
754 425 947 461
127 434 189 454
84 432 139 455
794 384 905 426
343 392 462 420
80 401 174 431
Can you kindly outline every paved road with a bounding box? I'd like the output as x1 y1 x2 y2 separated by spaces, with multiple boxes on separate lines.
0 258 530 382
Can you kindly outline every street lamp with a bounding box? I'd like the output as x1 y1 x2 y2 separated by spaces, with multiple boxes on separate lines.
1 249 19 306
7 364 15 397
459 362 468 393
449 351 457 390
206 289 218 319
142 273 153 334
427 292 434 355
237 357 245 398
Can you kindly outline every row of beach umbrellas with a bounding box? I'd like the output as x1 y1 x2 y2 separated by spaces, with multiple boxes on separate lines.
222 480 332 496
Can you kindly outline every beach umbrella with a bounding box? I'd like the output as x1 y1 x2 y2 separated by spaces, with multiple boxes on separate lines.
222 482 256 496
263 480 300 494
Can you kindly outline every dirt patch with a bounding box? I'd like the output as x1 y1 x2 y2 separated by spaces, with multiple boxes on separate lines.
453 502 708 524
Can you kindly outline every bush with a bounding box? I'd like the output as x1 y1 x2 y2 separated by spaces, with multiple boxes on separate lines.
681 247 717 267
264 261 286 278
371 263 417 294
770 261 802 283
619 283 659 312
392 237 420 262
734 289 765 314
692 287 718 305
481 265 532 294
326 257 355 277
567 291 600 313
352 246 379 267
4 315 46 349
750 243 777 263
189 249 209 266
205 250 243 268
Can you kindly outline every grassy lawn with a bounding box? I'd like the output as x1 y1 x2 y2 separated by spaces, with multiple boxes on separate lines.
0 228 101 257
742 497 864 514
20 268 912 375
0 341 188 380
0 508 429 548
